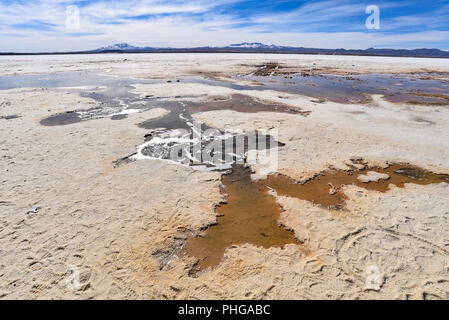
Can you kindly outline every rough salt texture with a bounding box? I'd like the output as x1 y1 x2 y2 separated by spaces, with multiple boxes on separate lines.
0 54 448 300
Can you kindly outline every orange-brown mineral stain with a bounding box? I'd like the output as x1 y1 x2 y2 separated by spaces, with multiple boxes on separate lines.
184 165 297 275
262 163 449 209
184 161 449 275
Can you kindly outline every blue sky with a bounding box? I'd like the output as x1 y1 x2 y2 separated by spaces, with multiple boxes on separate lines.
1 0 448 52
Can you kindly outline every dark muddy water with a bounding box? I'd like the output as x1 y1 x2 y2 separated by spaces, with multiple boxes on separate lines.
236 73 449 104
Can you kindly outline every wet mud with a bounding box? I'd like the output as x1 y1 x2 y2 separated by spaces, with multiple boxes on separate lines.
184 165 298 275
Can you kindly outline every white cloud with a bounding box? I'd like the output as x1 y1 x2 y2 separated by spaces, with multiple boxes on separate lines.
0 0 448 52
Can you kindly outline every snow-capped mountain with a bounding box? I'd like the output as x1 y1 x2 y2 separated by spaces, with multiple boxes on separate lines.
96 43 138 51
228 42 282 49
95 42 283 51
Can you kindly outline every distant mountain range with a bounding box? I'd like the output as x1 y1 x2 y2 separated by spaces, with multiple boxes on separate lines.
2 42 449 58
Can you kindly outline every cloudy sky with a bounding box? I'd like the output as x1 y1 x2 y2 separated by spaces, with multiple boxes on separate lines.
1 0 448 52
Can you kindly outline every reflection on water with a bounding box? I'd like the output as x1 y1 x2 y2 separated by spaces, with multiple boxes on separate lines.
236 72 449 104
0 72 156 90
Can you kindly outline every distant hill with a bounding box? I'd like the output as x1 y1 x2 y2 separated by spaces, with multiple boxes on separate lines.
2 42 449 58
90 42 449 58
